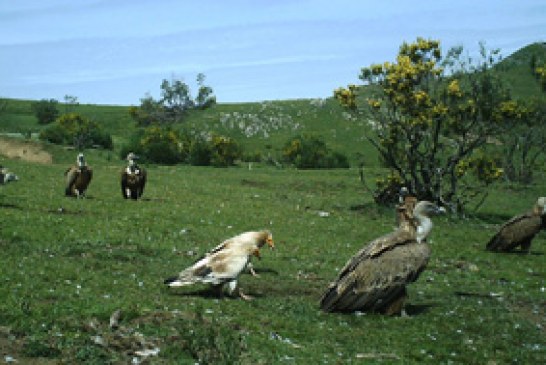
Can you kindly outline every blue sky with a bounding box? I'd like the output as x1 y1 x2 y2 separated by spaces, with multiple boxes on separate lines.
1 0 545 105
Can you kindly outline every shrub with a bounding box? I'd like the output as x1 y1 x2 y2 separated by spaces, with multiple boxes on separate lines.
31 99 59 124
188 136 213 166
39 123 71 145
140 126 182 164
283 134 349 169
39 113 112 149
210 135 241 167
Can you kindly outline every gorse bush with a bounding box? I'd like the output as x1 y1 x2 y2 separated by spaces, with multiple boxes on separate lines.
39 113 112 150
283 134 349 169
210 135 241 167
121 126 242 166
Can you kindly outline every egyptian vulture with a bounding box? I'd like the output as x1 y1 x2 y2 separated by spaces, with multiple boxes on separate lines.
486 197 546 253
0 166 18 184
121 153 147 200
320 201 445 315
164 230 274 300
64 153 92 198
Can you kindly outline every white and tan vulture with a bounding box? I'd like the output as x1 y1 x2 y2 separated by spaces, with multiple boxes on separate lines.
121 153 147 200
320 201 445 315
486 197 546 253
64 153 92 198
164 230 274 300
0 166 19 184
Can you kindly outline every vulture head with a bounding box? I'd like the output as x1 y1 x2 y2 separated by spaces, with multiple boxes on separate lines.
76 153 86 168
127 152 139 166
413 201 445 243
535 197 546 215
255 230 275 250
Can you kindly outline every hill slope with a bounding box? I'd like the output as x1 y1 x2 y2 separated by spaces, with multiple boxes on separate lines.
1 42 545 167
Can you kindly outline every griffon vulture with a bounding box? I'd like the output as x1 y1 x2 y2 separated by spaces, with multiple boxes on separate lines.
121 153 147 200
486 197 546 253
164 230 274 300
64 153 92 198
320 201 445 315
0 166 19 184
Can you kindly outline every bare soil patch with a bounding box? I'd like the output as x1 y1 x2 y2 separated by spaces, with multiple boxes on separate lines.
0 137 52 164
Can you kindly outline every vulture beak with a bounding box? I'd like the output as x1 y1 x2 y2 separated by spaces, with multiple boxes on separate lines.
266 237 275 250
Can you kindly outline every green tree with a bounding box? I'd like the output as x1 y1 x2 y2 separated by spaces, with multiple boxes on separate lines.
63 95 79 113
129 94 164 127
31 99 60 124
130 74 216 127
195 73 216 109
336 38 508 212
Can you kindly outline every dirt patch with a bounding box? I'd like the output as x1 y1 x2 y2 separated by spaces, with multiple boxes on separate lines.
0 137 52 164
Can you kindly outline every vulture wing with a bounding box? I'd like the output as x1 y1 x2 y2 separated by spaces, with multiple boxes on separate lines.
138 168 147 197
486 213 543 252
320 229 430 313
65 167 78 195
165 243 250 287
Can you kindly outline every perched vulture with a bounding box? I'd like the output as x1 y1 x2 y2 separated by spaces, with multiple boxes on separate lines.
64 153 92 198
486 197 546 253
320 201 445 315
164 230 274 300
0 166 19 184
121 153 147 200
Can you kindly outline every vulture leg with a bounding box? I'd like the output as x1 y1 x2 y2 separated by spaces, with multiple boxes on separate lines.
520 238 532 253
211 284 224 299
383 287 407 316
226 280 253 301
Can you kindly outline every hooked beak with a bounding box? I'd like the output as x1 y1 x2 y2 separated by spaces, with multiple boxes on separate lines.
266 237 275 250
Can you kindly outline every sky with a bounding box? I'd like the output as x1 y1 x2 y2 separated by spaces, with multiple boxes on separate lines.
0 0 545 106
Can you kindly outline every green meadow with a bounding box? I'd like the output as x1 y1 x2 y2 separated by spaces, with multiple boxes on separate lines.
1 43 545 364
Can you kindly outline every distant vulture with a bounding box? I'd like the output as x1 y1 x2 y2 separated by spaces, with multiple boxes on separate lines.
486 197 546 253
121 153 147 200
320 201 445 315
0 166 19 184
164 230 274 300
64 153 92 198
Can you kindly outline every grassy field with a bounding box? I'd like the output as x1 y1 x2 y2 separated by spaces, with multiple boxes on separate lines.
1 153 545 364
1 42 545 364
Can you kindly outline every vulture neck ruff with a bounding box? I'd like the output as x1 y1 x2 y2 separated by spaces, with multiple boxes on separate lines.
416 216 432 243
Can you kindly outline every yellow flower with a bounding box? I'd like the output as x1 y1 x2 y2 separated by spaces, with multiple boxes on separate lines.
447 80 462 97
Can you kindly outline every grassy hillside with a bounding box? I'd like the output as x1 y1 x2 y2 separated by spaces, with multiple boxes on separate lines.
0 97 378 168
494 42 546 101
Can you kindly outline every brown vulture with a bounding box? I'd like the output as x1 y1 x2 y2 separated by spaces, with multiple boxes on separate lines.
164 230 274 300
486 197 546 253
320 201 445 315
64 153 92 198
121 153 147 200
